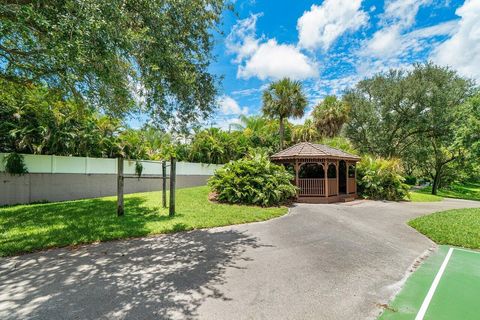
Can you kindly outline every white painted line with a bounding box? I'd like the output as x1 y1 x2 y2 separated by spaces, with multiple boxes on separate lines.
415 247 454 320
454 247 480 255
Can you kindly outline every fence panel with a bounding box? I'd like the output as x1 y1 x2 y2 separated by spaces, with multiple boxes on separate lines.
0 153 221 176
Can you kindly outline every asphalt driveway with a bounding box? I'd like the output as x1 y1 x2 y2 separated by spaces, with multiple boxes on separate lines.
1 198 479 320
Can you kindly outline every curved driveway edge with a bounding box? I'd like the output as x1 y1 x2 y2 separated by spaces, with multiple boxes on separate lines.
1 198 479 319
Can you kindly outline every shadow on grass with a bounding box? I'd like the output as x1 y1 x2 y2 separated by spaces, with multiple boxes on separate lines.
0 229 263 319
0 196 172 256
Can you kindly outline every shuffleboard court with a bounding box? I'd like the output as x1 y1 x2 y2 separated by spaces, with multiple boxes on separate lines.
380 246 480 320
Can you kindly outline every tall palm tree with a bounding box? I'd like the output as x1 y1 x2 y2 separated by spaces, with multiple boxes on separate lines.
262 78 307 149
312 95 350 138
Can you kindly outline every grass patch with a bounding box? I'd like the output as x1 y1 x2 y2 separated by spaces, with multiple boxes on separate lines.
0 186 287 257
409 208 480 249
416 182 480 201
408 192 443 202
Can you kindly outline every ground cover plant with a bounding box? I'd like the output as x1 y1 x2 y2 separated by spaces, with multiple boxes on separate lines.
208 153 297 206
0 186 287 257
409 208 480 249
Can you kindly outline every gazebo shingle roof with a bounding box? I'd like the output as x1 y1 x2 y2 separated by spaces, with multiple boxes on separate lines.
270 142 360 161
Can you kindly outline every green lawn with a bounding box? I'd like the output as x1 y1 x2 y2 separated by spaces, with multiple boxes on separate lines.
408 191 443 202
0 186 287 257
416 182 480 201
409 208 480 249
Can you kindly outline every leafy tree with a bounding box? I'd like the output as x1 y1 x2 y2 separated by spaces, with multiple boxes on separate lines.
312 95 349 138
343 69 424 157
262 78 307 149
344 63 475 194
0 0 227 128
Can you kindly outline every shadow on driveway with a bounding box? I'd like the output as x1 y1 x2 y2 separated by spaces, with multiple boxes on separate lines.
0 230 262 320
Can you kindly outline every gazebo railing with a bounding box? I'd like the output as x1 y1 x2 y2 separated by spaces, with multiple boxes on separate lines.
298 178 325 196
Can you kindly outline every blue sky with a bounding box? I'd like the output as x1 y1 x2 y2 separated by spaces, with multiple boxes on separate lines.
207 0 480 129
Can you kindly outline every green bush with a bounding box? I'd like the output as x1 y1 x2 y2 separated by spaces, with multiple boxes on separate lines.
357 156 410 201
404 175 417 186
208 153 297 206
3 153 28 175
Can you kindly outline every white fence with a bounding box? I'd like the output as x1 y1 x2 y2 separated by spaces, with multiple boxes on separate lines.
0 153 222 176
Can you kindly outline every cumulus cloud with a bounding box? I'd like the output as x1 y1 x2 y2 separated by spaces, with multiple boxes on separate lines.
226 13 318 81
432 0 480 81
297 0 368 51
226 13 262 63
237 39 318 80
364 0 432 57
218 95 248 115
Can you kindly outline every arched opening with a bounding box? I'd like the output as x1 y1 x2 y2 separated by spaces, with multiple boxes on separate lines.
327 164 336 178
348 164 356 178
339 160 347 194
298 163 325 196
299 163 325 179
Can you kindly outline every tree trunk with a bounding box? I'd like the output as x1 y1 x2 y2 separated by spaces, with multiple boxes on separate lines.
279 117 285 149
431 167 442 195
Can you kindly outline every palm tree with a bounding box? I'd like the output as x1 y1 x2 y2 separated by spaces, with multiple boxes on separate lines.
262 78 307 149
292 119 318 143
312 95 350 138
231 115 269 132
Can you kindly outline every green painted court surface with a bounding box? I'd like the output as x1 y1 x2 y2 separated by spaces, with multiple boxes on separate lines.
380 246 480 320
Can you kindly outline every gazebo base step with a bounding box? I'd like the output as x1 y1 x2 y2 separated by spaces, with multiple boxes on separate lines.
296 194 357 204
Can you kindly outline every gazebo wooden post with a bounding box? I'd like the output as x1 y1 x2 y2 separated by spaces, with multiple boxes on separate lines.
353 163 357 194
324 160 329 198
336 159 339 195
346 161 350 195
294 159 299 199
345 161 350 194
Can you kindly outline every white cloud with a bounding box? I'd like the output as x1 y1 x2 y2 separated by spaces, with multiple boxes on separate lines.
237 39 318 80
218 95 248 115
226 14 318 81
432 0 480 81
226 13 262 63
382 0 431 29
364 0 432 57
297 0 368 51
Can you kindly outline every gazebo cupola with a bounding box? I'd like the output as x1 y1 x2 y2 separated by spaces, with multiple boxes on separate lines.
270 142 361 203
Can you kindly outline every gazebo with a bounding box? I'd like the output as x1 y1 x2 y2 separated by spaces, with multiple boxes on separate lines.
270 142 360 203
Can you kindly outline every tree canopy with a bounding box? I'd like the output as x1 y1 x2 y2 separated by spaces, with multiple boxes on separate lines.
344 63 477 194
0 0 227 128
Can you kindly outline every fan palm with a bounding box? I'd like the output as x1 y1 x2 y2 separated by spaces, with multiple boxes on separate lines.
262 78 307 149
312 95 350 138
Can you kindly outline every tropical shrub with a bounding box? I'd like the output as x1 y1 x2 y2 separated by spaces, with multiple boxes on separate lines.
356 156 410 201
3 152 28 175
208 153 297 206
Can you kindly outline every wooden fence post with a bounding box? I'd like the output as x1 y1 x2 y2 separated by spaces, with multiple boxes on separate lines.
169 157 176 217
162 160 167 208
117 157 124 216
